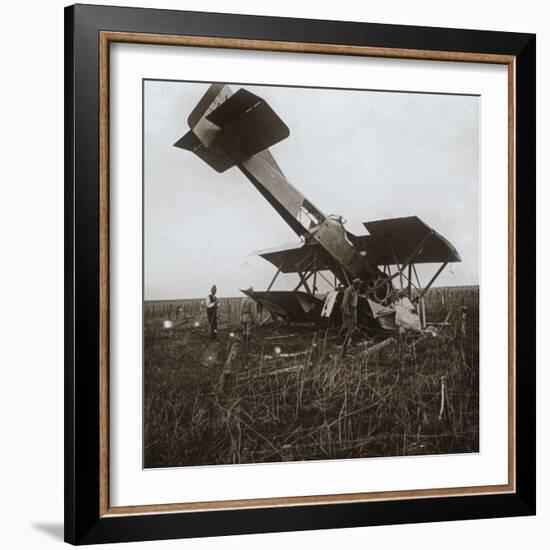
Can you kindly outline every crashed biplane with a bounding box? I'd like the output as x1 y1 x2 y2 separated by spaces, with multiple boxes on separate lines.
174 84 461 332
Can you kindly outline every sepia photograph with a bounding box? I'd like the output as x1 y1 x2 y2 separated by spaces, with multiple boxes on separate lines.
143 80 480 469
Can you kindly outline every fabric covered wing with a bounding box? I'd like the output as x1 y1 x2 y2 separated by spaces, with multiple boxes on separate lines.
361 216 461 265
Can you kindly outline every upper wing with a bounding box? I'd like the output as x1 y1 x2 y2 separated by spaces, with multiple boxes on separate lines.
256 216 460 273
360 216 461 265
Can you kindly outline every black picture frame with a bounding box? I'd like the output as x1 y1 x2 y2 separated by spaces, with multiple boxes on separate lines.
65 3 536 545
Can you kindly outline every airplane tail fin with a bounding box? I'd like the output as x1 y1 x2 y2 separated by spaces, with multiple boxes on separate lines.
174 84 290 172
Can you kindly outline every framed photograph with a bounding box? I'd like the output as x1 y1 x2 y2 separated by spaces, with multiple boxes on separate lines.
65 4 536 545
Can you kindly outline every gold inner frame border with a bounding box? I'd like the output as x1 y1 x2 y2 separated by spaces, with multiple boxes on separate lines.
98 31 516 518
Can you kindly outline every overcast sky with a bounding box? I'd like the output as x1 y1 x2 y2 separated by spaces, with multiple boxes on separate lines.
144 80 479 300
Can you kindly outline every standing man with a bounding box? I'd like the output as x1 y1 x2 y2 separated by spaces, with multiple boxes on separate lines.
240 289 258 348
205 284 219 341
340 278 361 346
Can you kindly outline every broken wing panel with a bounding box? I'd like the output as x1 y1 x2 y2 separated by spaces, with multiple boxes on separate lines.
241 290 324 322
362 216 461 265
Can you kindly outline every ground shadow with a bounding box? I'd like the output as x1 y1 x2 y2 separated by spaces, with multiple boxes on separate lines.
31 522 64 541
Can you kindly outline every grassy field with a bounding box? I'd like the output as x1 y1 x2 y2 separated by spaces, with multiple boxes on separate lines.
144 286 479 468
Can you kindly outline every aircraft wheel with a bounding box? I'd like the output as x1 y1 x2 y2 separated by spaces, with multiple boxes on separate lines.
367 275 392 303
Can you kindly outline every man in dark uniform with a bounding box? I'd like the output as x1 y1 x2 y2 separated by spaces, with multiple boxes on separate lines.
205 284 219 341
340 278 361 333
340 278 362 354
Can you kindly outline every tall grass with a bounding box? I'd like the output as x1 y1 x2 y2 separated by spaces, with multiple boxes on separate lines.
144 294 478 468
